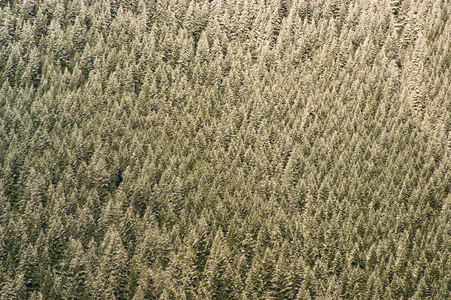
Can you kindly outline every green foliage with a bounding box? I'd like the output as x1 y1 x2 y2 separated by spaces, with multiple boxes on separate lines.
1 0 451 298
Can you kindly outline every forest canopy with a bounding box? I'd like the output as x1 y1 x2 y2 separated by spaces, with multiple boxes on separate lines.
1 0 451 299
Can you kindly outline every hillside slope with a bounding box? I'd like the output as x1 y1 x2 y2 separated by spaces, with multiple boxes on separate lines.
1 0 451 298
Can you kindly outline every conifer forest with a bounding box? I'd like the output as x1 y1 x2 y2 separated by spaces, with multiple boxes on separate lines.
2 0 451 299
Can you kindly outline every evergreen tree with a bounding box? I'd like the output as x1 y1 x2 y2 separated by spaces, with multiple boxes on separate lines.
62 238 88 299
17 243 40 293
98 226 129 299
202 229 235 299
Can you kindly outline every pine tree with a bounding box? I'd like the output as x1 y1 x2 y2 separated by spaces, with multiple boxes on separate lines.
17 243 40 293
72 16 86 52
202 229 235 299
21 0 36 19
21 46 41 87
0 273 27 300
48 19 69 68
62 238 88 299
0 5 15 45
98 226 129 299
89 146 111 199
0 225 7 285
47 215 67 268
165 247 199 300
4 44 22 87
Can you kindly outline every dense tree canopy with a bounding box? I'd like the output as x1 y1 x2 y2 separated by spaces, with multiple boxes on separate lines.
1 0 451 298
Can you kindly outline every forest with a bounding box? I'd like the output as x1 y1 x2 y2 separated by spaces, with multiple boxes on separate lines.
1 0 451 299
